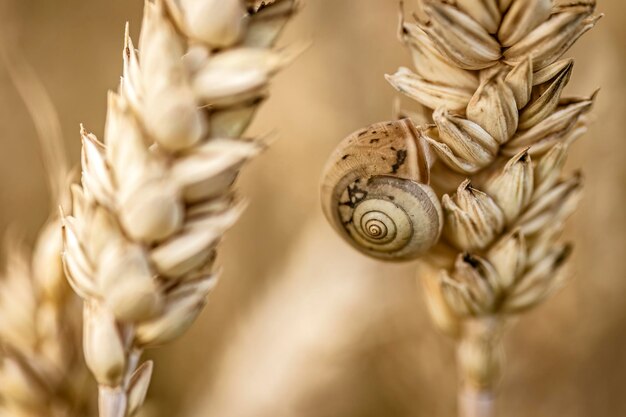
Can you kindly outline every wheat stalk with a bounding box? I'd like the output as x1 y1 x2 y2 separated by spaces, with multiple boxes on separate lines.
386 1 601 415
0 45 89 417
60 1 299 416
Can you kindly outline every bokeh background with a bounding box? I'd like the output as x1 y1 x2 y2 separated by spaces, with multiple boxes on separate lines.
0 1 624 416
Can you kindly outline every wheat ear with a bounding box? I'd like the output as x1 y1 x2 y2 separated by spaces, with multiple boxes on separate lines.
60 1 299 416
0 48 89 417
0 226 88 417
386 1 601 415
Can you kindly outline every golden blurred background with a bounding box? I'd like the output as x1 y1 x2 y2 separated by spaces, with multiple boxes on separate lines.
0 1 624 416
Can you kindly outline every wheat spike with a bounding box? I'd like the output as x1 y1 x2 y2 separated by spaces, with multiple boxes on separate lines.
60 1 299 416
389 1 601 415
0 224 89 417
0 46 89 417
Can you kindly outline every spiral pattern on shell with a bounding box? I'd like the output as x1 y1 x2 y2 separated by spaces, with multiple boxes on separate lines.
321 120 443 261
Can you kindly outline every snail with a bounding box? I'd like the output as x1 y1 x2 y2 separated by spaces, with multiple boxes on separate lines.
320 118 443 261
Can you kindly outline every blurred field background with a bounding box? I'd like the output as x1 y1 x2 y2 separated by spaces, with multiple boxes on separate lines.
0 0 624 416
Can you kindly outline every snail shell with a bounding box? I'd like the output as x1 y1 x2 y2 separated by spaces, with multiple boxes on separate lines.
321 119 443 261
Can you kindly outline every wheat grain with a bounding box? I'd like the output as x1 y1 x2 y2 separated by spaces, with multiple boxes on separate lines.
60 1 299 416
388 1 600 415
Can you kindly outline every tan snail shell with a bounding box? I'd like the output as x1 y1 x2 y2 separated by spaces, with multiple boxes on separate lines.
321 119 443 261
